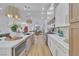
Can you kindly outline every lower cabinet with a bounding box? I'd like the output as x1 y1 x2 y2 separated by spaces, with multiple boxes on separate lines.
48 34 69 56
55 45 67 56
48 36 56 56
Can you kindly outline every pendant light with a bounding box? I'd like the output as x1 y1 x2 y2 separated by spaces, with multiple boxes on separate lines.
5 6 20 20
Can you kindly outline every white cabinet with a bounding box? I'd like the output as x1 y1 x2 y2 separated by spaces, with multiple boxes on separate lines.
56 46 66 56
48 35 56 56
50 39 56 56
56 44 68 56
48 34 69 56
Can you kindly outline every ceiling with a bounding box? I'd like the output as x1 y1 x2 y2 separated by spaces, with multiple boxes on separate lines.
0 3 54 24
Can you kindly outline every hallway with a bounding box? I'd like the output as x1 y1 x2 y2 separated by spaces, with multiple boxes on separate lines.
27 34 52 56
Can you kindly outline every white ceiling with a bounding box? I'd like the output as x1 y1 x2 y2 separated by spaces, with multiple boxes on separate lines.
0 3 55 25
0 3 54 24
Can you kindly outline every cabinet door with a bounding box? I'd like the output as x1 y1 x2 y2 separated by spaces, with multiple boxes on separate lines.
51 39 56 56
48 37 51 50
70 22 79 55
48 36 56 56
56 46 66 56
69 3 79 56
70 4 79 23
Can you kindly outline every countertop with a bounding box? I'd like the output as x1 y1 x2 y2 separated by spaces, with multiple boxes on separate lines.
0 32 34 48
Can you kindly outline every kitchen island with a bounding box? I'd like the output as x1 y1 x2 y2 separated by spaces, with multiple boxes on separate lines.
0 32 34 56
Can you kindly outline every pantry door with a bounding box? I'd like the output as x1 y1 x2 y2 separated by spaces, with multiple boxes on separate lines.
69 3 79 56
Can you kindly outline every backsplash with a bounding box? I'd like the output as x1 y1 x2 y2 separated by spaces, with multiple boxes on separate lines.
55 26 69 40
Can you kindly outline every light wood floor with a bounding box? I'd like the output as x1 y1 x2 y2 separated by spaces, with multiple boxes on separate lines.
27 34 52 56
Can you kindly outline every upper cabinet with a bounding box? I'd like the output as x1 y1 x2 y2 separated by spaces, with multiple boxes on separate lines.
55 4 69 27
70 4 79 23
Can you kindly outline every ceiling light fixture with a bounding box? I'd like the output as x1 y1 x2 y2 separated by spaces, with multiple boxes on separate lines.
42 7 44 10
49 7 54 10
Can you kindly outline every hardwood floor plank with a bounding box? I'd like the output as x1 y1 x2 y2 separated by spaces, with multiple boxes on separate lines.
27 35 52 56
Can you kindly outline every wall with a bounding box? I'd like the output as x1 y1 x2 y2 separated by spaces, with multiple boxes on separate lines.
0 11 10 32
55 3 69 42
0 10 46 32
55 3 69 27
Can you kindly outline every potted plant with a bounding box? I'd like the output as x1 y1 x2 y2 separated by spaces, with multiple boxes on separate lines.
10 24 18 32
10 23 21 40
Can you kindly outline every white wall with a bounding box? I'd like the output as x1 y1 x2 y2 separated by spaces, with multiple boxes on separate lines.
55 3 69 27
55 3 69 41
0 10 46 32
0 11 10 32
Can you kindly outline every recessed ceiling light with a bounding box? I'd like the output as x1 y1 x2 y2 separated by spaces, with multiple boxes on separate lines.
49 7 54 10
42 7 44 10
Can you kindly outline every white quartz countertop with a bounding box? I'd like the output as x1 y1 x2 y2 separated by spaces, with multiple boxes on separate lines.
0 32 34 48
47 34 69 50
